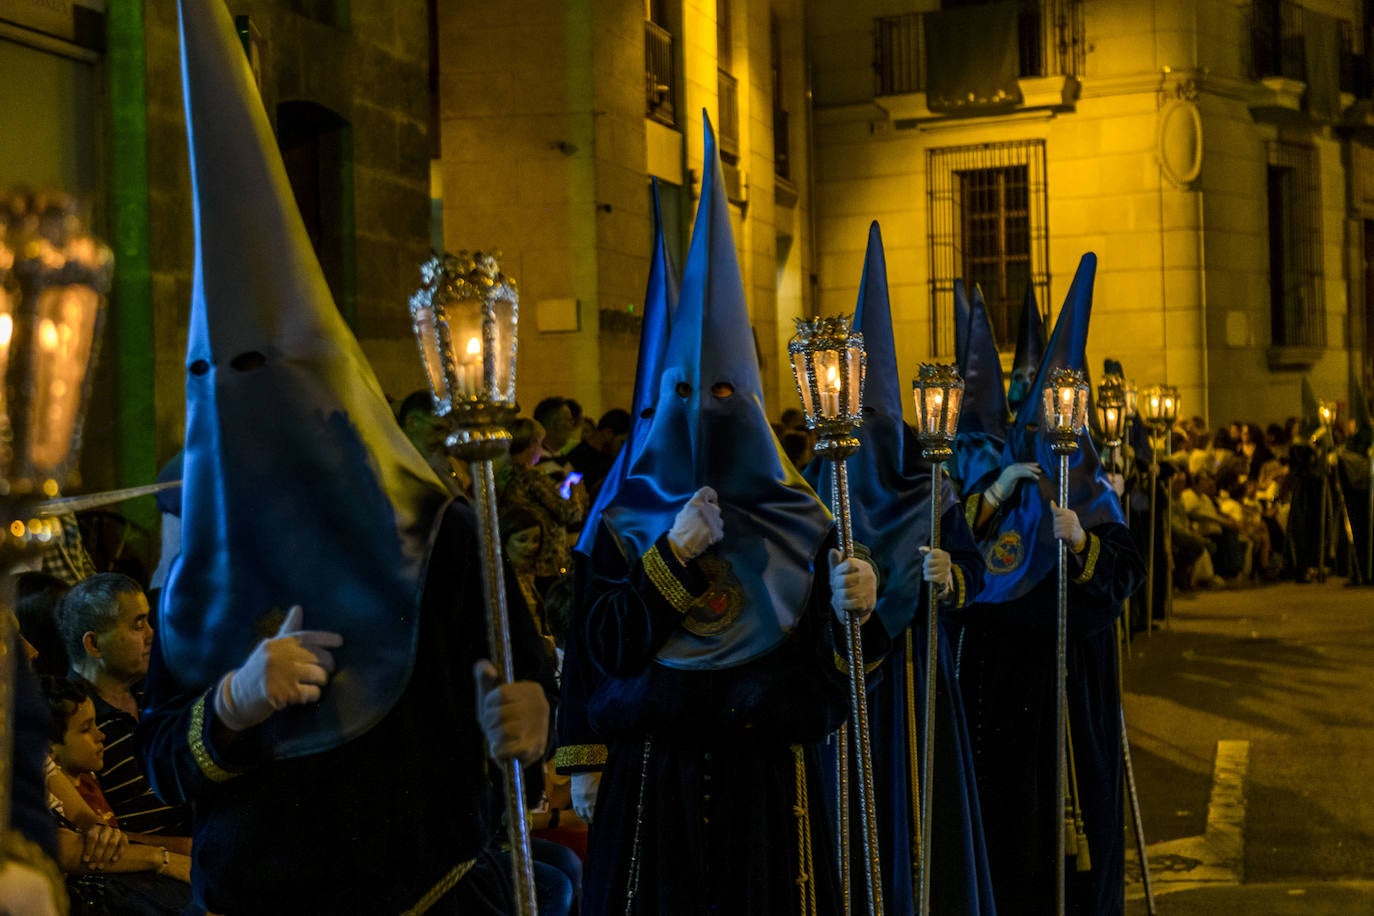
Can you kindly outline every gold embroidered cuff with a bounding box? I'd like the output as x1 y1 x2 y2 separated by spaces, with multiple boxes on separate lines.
947 564 967 607
643 543 696 613
833 648 884 676
190 693 237 783
1 829 68 916
964 494 982 529
554 743 608 771
1072 533 1101 585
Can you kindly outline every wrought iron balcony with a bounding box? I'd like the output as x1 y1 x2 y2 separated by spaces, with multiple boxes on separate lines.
718 69 740 162
873 0 1083 98
645 19 676 127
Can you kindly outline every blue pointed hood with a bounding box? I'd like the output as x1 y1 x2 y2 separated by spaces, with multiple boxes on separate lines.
952 281 1008 493
979 253 1125 604
576 179 678 556
602 112 831 670
1007 284 1045 411
162 0 449 758
806 222 957 636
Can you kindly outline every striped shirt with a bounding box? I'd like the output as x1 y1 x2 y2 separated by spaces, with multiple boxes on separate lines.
89 685 191 836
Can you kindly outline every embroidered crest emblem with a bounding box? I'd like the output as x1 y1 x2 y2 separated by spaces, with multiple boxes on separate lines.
984 530 1023 575
683 554 745 637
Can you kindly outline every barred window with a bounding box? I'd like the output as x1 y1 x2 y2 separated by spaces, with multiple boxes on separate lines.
928 140 1049 356
1266 141 1324 348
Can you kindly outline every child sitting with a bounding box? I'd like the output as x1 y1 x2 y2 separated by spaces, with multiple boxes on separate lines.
42 677 192 913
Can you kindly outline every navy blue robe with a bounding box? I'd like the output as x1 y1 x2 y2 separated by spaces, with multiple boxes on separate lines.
575 522 888 915
136 502 551 915
958 518 1143 916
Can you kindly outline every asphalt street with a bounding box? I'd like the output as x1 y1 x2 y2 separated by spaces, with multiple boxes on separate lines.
1121 578 1374 915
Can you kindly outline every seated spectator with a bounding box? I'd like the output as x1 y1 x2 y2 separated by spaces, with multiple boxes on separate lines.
534 397 578 477
17 572 70 679
38 513 98 586
1181 470 1247 581
498 418 586 585
42 677 192 914
58 574 192 844
1170 472 1217 590
567 408 631 498
501 504 556 658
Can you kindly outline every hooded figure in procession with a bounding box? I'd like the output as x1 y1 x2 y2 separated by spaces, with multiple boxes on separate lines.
555 179 679 817
135 1 553 912
805 223 996 914
570 113 887 915
956 254 1145 916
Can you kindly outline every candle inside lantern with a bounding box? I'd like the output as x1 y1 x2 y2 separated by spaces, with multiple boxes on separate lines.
820 363 841 418
927 389 943 435
460 334 481 397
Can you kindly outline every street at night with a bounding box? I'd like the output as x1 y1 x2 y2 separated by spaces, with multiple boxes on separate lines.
1123 580 1374 915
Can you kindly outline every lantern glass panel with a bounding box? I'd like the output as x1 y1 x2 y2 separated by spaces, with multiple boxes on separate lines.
412 303 449 414
790 350 815 419
1124 382 1137 418
815 348 842 419
944 386 963 437
845 343 864 416
28 284 99 475
489 292 517 403
445 295 483 402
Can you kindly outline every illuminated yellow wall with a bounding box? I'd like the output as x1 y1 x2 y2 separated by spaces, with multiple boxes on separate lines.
807 0 1366 429
437 0 811 421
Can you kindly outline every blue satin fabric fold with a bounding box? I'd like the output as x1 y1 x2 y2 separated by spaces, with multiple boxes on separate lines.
600 113 831 670
166 0 448 760
974 253 1124 604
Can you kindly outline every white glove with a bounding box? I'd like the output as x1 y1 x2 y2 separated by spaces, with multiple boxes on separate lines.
1107 472 1126 497
919 546 954 596
829 548 877 626
985 462 1042 507
0 861 61 916
214 606 343 733
1050 500 1087 553
668 486 724 560
472 660 550 766
571 772 601 823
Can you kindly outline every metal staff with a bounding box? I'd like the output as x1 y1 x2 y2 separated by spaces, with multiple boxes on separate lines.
1044 367 1089 916
1120 705 1156 914
410 251 537 915
789 316 882 916
912 363 963 916
1367 444 1373 586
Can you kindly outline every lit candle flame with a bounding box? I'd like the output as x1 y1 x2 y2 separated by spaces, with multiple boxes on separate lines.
466 336 481 356
38 318 58 351
0 313 11 347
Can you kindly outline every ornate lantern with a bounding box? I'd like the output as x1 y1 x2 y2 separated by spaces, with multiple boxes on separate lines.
1123 379 1138 419
1140 384 1180 437
1044 367 1090 456
1096 375 1128 450
911 363 963 462
409 250 519 460
788 314 864 460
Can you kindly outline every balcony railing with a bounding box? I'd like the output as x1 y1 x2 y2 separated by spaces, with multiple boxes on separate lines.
874 0 1083 97
1249 0 1306 83
718 69 740 162
645 19 676 127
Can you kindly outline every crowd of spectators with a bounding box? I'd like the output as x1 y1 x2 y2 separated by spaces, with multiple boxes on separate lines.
1154 414 1368 592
